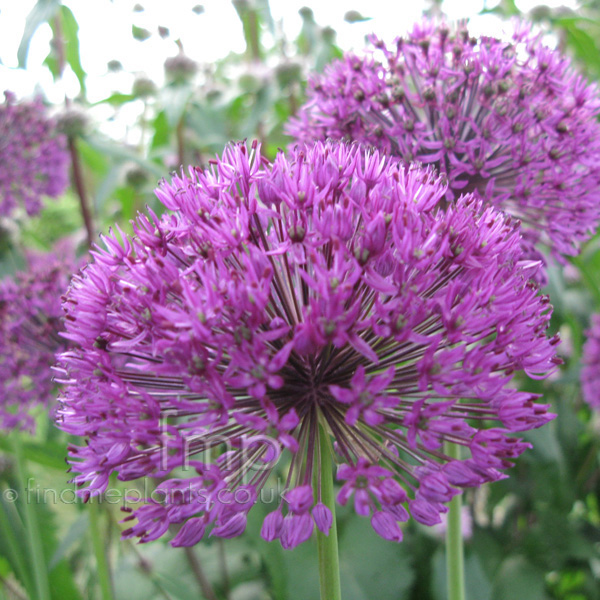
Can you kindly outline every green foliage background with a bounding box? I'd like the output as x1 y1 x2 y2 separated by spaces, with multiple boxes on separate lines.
0 1 599 599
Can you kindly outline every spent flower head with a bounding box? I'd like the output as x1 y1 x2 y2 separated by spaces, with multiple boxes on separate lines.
0 92 69 217
287 21 600 280
56 141 558 548
0 243 78 431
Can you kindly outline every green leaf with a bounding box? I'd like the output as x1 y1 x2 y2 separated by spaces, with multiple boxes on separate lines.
491 556 547 600
49 513 89 570
114 186 137 223
480 0 521 17
561 22 600 74
186 102 229 151
161 86 194 128
85 134 165 179
78 137 111 176
0 439 68 472
0 495 34 597
58 5 87 95
232 0 263 61
338 516 414 600
95 164 125 217
92 93 137 107
150 110 171 150
278 538 320 600
132 25 151 41
17 0 61 67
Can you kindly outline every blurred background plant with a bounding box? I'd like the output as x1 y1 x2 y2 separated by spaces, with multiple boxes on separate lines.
0 1 598 599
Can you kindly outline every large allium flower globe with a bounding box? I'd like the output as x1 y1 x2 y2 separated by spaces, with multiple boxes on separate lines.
287 21 600 279
56 141 558 548
0 245 77 431
0 91 69 217
581 314 600 411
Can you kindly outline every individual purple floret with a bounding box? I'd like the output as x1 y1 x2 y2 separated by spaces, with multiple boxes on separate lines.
581 314 600 411
0 91 69 217
287 21 600 281
0 244 78 431
55 141 558 548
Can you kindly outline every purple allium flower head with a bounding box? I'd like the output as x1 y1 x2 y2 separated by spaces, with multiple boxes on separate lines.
581 313 600 410
0 243 78 431
0 91 69 217
55 141 558 548
287 21 600 281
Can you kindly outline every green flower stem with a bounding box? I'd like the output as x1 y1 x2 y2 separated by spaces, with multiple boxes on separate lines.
317 424 341 600
88 499 115 600
444 440 466 600
12 437 51 600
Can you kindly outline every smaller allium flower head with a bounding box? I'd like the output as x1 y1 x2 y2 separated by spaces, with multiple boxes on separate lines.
581 314 600 411
56 141 558 549
0 244 78 431
287 21 600 279
0 92 69 217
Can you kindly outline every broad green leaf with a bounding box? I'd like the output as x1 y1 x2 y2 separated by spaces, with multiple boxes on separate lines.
561 22 600 75
150 110 171 150
49 513 89 570
58 5 87 95
0 439 68 472
0 495 33 597
491 556 547 600
86 134 165 178
480 0 520 17
92 93 137 107
17 0 61 67
78 137 111 176
338 517 414 600
161 86 194 129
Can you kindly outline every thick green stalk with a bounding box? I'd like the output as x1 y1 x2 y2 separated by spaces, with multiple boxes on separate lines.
12 438 51 600
444 440 466 600
317 425 341 600
88 500 115 600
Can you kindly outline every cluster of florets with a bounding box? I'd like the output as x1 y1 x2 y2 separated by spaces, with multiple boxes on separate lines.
287 21 600 279
581 314 600 411
55 141 558 548
0 91 69 217
0 245 78 431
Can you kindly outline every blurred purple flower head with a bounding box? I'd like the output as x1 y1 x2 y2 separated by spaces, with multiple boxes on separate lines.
581 313 600 411
0 91 69 217
56 141 557 548
0 243 78 432
287 21 600 282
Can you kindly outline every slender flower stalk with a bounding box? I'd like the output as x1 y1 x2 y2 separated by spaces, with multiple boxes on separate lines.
444 440 465 600
316 424 341 600
287 21 600 281
88 500 115 600
67 135 95 248
56 141 558 551
183 547 218 600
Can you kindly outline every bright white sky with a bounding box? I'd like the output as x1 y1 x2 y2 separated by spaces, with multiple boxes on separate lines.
0 0 577 116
